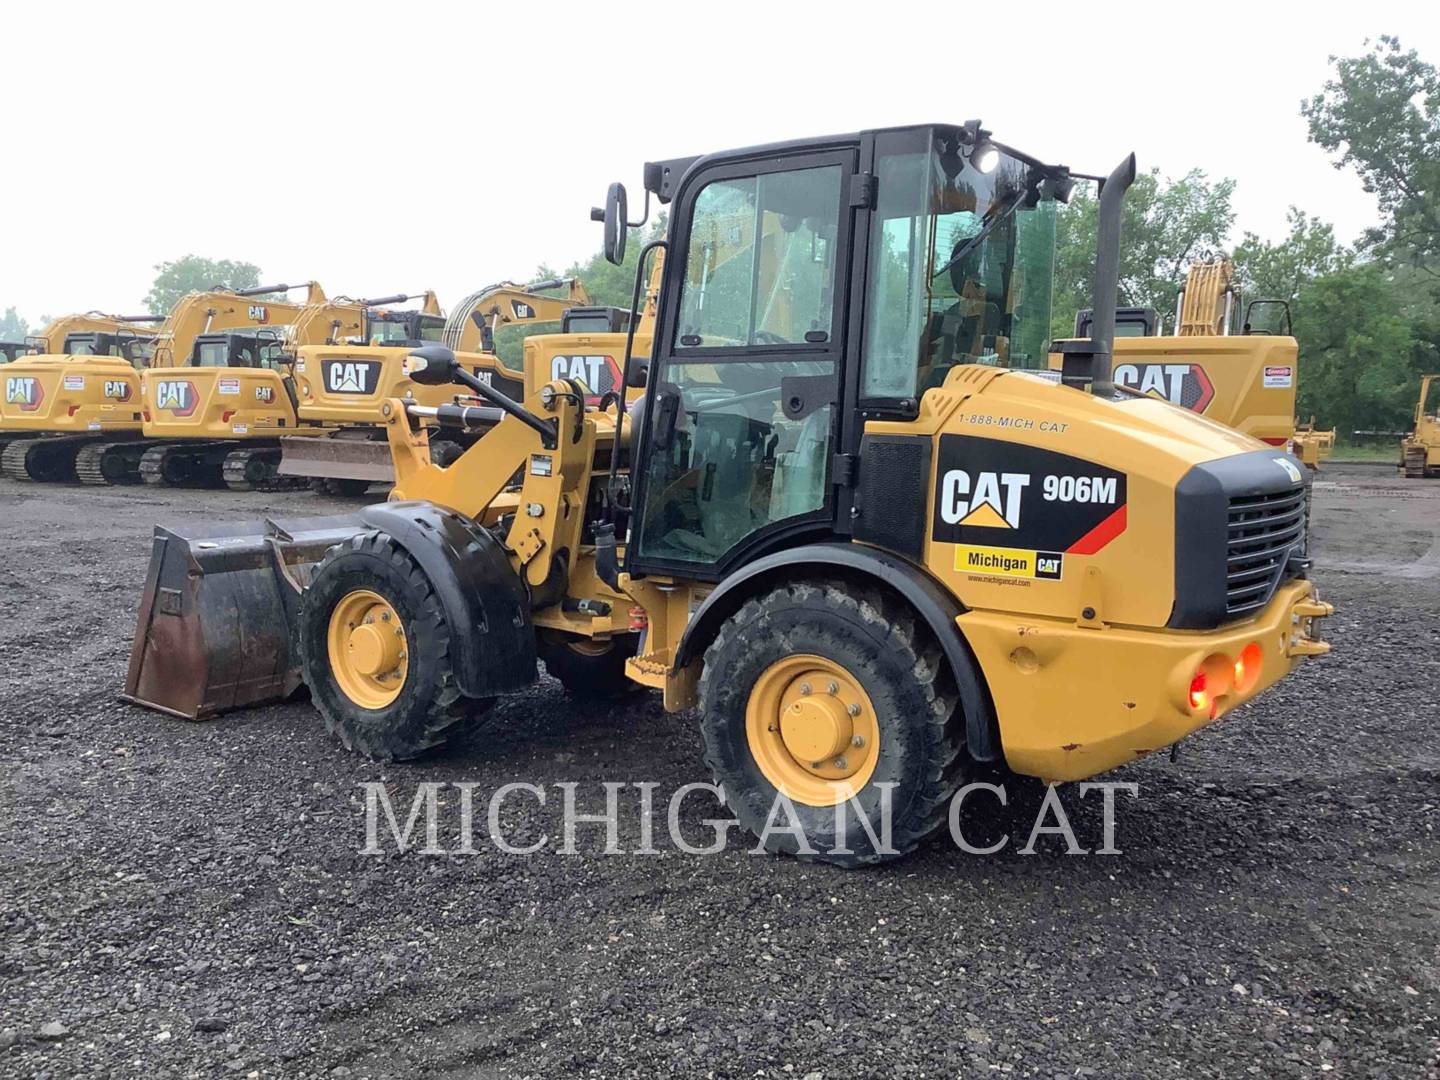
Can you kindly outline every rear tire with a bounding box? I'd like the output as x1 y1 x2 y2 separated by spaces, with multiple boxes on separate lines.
297 531 484 760
537 632 639 697
697 581 969 866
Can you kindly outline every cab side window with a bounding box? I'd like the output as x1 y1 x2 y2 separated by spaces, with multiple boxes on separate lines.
675 166 842 349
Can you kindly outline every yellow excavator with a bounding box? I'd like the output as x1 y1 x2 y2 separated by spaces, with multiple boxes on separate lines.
0 311 167 480
1402 374 1439 478
277 279 601 493
1063 258 1321 459
0 285 355 484
132 283 390 489
126 122 1332 866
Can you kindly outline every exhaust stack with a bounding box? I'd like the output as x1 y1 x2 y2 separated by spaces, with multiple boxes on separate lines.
1057 153 1137 396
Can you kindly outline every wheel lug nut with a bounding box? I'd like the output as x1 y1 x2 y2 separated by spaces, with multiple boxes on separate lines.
847 703 861 717
799 683 811 696
834 757 848 769
381 611 391 622
827 681 838 694
768 724 777 733
851 735 864 747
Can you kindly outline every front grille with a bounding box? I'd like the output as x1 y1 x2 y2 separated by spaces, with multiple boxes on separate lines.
1225 487 1307 616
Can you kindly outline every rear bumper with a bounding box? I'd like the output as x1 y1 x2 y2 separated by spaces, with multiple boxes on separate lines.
958 579 1332 781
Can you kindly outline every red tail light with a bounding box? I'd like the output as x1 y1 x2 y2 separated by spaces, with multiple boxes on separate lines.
1188 671 1209 712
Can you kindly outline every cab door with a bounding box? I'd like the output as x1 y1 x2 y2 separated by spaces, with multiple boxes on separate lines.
628 149 857 580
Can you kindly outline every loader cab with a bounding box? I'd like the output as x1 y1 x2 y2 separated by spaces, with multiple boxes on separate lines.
62 331 157 368
188 330 289 371
366 310 445 347
624 123 1065 580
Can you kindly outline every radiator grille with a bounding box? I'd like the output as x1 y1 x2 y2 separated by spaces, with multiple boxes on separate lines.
1225 487 1307 616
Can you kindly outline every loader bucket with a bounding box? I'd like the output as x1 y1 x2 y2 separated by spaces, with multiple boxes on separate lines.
122 515 368 719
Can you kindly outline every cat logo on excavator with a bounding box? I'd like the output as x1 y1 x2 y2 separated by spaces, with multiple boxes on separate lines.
1114 362 1215 411
5 375 42 410
153 380 197 416
103 380 132 401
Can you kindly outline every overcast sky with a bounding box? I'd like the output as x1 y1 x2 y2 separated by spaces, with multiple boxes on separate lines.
4 0 1436 323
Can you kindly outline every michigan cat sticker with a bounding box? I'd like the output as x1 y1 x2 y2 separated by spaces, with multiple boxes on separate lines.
932 435 1128 579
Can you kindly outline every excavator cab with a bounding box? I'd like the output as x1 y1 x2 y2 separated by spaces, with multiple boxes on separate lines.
189 329 289 370
62 331 157 368
366 310 446 347
0 342 30 363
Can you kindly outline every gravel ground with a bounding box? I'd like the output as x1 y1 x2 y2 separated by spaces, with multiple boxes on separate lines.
0 462 1437 1079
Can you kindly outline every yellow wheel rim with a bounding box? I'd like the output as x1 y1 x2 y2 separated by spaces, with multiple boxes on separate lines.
326 589 409 709
745 654 880 807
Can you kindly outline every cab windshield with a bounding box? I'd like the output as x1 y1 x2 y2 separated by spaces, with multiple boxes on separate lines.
860 128 1056 402
368 314 444 344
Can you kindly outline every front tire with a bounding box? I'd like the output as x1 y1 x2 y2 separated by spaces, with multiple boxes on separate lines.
297 531 485 760
697 581 969 866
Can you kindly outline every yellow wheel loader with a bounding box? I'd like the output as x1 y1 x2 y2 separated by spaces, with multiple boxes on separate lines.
277 280 606 493
0 312 167 480
124 123 1333 865
1402 374 1440 478
132 283 383 490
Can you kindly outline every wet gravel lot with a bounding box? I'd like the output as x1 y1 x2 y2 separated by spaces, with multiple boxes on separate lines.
0 462 1437 1078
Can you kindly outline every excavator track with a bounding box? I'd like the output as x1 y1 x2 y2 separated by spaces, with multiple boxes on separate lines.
223 447 308 493
1 437 86 483
139 444 225 488
1403 447 1428 479
75 441 148 486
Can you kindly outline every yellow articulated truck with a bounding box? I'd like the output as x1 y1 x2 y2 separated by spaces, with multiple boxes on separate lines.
277 279 602 493
124 122 1333 866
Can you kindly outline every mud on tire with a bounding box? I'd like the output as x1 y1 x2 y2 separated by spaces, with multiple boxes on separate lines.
297 531 486 760
697 580 970 867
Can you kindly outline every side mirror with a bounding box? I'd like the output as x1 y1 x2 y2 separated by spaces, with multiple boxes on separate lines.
602 182 628 266
626 360 649 389
403 344 461 386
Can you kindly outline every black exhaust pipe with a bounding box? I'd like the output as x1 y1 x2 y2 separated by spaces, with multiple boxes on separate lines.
1088 153 1136 396
1056 153 1136 396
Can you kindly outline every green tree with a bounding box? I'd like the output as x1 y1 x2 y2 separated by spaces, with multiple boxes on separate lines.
1231 208 1351 330
1294 264 1416 435
144 255 265 314
1303 36 1440 271
0 306 29 340
560 212 669 309
1050 168 1237 339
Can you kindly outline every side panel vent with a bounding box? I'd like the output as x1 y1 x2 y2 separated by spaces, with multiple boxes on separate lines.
852 435 930 561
